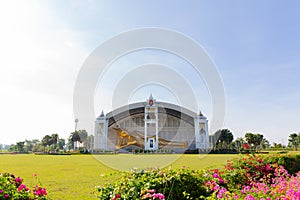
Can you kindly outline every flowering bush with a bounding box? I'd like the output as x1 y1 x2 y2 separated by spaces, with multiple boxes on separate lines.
203 154 300 199
97 168 209 200
205 158 300 199
0 172 48 200
97 154 300 200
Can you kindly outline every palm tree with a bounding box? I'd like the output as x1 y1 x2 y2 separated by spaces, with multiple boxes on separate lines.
70 131 80 150
58 138 65 150
245 133 264 152
221 129 234 149
232 137 245 152
288 133 299 150
261 138 270 150
214 129 234 150
50 133 59 152
42 135 52 153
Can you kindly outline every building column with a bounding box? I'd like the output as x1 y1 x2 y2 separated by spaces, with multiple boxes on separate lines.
194 111 209 150
144 94 158 150
94 111 108 151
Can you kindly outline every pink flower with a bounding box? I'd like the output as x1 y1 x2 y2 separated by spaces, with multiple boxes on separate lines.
142 193 152 199
265 164 272 171
218 178 224 184
18 184 29 192
149 189 156 193
212 173 219 178
15 177 22 182
217 187 227 198
0 190 3 194
34 187 47 196
4 194 9 199
245 194 255 200
152 193 165 200
33 173 37 177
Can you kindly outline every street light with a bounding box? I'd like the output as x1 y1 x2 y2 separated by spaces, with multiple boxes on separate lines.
74 118 79 150
75 118 79 132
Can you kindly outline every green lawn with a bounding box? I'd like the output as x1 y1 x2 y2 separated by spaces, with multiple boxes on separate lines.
0 154 237 199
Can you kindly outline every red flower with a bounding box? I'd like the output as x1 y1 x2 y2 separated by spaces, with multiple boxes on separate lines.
113 194 121 200
243 143 249 149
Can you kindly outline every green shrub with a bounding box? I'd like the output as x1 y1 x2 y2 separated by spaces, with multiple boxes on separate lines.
257 154 300 175
97 168 210 200
96 154 300 199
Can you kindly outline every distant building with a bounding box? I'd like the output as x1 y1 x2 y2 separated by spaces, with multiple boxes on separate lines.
94 94 212 153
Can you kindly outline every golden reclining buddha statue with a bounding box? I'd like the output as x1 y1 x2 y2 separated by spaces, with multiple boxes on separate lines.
113 127 187 149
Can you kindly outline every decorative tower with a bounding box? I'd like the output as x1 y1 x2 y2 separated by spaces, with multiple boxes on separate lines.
144 94 159 150
194 111 209 150
94 110 108 151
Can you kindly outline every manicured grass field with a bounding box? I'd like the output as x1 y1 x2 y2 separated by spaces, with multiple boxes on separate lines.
0 154 237 199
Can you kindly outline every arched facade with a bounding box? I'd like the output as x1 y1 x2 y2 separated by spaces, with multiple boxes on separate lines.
94 95 210 152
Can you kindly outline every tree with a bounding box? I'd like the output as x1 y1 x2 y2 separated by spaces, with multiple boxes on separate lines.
51 134 59 146
16 142 25 152
31 139 42 152
50 133 59 152
288 133 299 150
84 135 94 151
8 144 15 152
78 130 88 144
245 132 264 152
69 130 88 150
58 138 65 150
69 131 80 150
23 139 41 152
273 142 284 149
222 129 234 149
42 135 52 153
214 129 234 150
261 138 270 150
24 139 34 152
232 137 245 152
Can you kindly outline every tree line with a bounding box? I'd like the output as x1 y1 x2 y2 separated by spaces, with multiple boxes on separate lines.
6 130 94 153
3 129 300 153
213 129 300 152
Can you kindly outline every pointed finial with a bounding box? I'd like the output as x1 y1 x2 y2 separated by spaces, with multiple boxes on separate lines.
100 110 105 117
149 93 153 100
199 110 204 117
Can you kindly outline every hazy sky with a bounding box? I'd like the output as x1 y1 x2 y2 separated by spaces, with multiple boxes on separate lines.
0 0 299 145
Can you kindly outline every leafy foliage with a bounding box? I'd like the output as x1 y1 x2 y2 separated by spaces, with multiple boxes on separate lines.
97 168 209 200
244 132 265 152
204 154 300 199
97 154 300 199
288 132 300 150
214 129 234 150
0 172 47 200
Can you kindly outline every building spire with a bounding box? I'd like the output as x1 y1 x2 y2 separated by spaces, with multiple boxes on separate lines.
97 110 105 119
199 110 204 117
149 93 153 100
100 110 105 117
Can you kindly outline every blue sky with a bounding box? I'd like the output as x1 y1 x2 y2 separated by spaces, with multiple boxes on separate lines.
0 0 299 145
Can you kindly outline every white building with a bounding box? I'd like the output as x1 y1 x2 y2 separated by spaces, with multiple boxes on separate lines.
94 95 210 153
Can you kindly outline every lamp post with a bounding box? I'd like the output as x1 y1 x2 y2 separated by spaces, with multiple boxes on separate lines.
75 118 79 131
74 118 79 150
